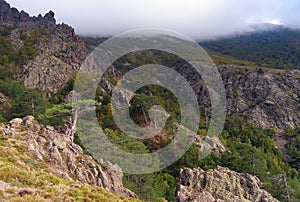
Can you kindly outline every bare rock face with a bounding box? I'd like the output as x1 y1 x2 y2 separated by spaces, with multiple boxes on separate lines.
176 166 279 202
0 0 55 25
0 0 20 22
22 21 88 91
179 64 299 149
182 65 300 132
194 135 226 156
1 116 137 198
220 66 300 132
0 0 88 92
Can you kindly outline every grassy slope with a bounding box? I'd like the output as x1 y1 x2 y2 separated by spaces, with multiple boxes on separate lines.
0 131 140 202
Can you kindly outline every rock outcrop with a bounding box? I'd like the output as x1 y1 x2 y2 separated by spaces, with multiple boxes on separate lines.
178 64 300 132
0 0 88 91
176 166 279 202
0 116 137 198
177 64 300 149
221 66 300 132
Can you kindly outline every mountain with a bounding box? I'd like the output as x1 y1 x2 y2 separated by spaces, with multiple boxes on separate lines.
201 26 300 69
0 0 300 201
0 1 140 201
0 0 88 91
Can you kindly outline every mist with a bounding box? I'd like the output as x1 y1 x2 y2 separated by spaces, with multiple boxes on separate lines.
7 0 300 40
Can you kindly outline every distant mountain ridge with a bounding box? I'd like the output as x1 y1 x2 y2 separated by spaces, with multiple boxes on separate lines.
201 25 300 69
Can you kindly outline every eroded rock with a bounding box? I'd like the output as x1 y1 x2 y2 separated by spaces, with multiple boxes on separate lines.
176 166 279 202
1 116 137 198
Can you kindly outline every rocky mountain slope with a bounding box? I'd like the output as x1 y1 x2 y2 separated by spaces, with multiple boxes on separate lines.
1 0 299 134
0 1 299 201
0 116 138 200
176 166 279 202
101 55 300 151
0 0 88 91
221 65 300 132
222 65 299 152
174 63 300 133
175 63 300 150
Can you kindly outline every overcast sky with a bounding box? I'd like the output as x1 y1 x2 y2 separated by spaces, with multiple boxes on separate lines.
7 0 300 40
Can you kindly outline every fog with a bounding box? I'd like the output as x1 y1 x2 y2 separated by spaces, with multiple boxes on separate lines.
8 0 300 40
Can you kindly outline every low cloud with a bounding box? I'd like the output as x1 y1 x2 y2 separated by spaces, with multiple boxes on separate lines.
8 0 300 40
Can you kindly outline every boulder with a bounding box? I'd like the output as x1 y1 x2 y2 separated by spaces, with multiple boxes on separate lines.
9 118 23 129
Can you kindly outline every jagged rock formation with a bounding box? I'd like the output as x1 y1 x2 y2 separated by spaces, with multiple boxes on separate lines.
189 65 300 149
179 64 300 132
0 0 88 91
176 166 279 202
221 65 300 132
179 64 300 149
194 135 226 156
0 116 137 198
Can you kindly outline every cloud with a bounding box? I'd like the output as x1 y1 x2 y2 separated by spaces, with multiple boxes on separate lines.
7 0 300 40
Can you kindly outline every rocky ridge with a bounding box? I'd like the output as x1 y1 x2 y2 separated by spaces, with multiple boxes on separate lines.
177 64 300 132
176 166 279 202
221 65 300 132
176 64 300 150
0 0 88 91
0 116 137 198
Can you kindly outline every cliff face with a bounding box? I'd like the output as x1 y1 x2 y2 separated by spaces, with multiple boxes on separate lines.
179 64 300 150
0 116 137 198
221 66 300 132
0 0 88 91
22 23 87 91
176 166 279 202
181 64 300 132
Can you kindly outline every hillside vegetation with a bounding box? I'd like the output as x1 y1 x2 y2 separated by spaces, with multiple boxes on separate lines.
0 1 299 200
201 26 300 69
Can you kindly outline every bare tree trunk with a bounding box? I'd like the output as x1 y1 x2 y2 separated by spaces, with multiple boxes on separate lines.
252 152 256 176
153 118 157 129
67 109 78 142
31 97 35 116
142 107 148 125
282 174 291 202
205 108 208 127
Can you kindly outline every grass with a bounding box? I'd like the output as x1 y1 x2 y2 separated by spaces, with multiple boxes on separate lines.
0 133 141 201
65 185 137 202
206 49 258 67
